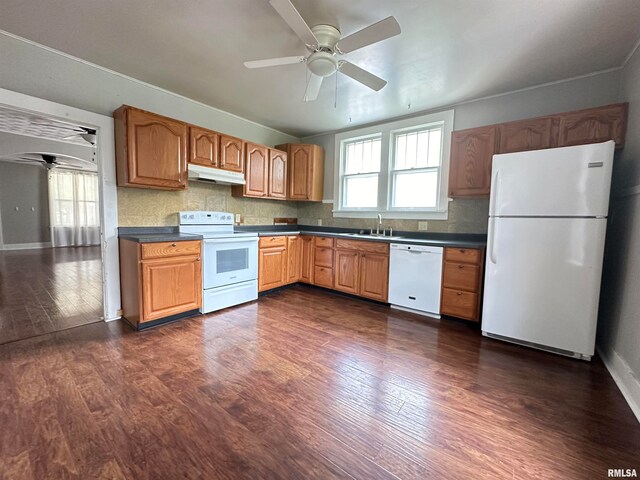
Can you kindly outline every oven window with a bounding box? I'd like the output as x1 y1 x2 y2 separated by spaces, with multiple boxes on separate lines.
216 248 249 274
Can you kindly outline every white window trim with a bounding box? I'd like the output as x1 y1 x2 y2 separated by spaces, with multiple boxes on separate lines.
333 109 454 220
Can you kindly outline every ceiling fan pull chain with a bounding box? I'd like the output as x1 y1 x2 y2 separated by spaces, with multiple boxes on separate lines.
334 71 338 109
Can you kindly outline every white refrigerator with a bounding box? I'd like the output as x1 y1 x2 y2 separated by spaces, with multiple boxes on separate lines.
481 141 615 360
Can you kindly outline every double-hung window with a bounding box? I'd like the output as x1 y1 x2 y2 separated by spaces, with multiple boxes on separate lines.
334 109 454 219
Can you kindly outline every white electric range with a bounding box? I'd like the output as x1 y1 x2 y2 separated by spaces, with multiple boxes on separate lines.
178 211 258 313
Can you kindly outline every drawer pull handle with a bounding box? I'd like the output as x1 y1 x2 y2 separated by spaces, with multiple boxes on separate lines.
456 292 463 296
171 243 177 247
458 264 464 269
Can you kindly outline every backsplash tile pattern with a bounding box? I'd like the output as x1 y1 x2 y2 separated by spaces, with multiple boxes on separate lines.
296 199 490 233
117 183 298 226
118 182 488 233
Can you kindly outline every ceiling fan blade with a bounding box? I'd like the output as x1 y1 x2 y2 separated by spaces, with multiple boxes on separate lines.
336 16 401 54
303 74 323 102
244 56 306 69
269 0 318 47
339 61 387 91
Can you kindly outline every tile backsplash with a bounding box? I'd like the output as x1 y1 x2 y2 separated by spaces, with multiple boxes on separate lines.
117 182 488 233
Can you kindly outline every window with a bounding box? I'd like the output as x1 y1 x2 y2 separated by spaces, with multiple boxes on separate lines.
334 110 454 219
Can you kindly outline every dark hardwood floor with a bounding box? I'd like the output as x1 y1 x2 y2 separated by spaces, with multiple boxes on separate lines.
0 246 103 345
0 285 638 479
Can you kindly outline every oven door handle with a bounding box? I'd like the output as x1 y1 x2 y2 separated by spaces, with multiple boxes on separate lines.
204 237 258 245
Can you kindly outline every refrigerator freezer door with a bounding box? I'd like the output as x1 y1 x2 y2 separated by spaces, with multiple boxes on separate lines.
490 141 614 218
483 217 607 357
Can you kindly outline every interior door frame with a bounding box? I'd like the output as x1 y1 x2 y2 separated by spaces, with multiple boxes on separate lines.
0 87 121 321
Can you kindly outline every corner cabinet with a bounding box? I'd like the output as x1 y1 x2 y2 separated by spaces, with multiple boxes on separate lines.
449 126 496 198
557 104 628 148
119 239 202 329
233 146 287 200
114 106 188 190
275 143 325 201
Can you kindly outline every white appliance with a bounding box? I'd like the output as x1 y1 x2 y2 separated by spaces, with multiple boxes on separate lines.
389 244 443 317
187 164 246 185
178 211 258 313
482 141 615 361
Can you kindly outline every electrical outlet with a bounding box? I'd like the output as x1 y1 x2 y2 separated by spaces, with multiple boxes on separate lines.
418 221 428 231
235 213 242 224
317 219 323 226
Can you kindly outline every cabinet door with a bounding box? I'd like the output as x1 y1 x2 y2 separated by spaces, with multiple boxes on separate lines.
359 253 389 302
244 143 268 197
286 236 301 284
141 256 201 322
558 104 628 148
497 117 555 154
449 126 496 197
300 236 314 283
258 246 287 292
124 108 188 189
334 250 359 295
189 126 219 167
288 144 312 200
269 149 288 199
220 134 245 172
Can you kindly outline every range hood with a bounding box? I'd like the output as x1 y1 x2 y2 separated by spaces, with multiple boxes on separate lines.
187 164 245 185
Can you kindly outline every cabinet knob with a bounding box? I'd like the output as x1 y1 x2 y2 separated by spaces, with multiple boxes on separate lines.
458 264 464 269
196 257 201 261
459 249 465 253
171 243 177 247
456 291 463 296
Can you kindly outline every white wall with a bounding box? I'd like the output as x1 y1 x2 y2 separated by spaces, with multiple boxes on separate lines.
304 70 621 201
0 32 298 147
598 44 640 422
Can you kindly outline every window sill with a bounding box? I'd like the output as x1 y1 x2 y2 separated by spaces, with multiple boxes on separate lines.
332 210 448 220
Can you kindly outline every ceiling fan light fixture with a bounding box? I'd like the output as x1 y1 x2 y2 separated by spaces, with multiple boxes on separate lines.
307 51 338 77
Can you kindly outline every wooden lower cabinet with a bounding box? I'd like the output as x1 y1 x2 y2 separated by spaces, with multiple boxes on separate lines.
258 245 287 292
119 239 201 328
299 236 314 283
334 250 359 294
359 253 389 302
440 247 484 322
313 237 334 288
286 235 301 284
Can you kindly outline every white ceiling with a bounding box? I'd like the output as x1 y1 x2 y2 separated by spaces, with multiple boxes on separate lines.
1 0 639 137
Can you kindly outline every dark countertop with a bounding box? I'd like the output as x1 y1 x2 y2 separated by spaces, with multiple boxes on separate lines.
236 225 486 248
118 227 203 244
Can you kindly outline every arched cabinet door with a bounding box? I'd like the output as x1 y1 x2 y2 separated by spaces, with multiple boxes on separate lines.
189 126 219 168
115 106 188 190
219 134 245 173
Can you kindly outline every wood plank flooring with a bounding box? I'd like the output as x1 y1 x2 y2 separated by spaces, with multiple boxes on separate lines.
0 246 103 345
0 285 638 479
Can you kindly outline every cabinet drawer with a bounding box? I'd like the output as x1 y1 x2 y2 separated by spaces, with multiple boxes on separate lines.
441 288 479 321
335 239 389 254
314 237 334 248
314 247 334 267
259 236 287 248
314 266 333 288
141 240 201 259
443 262 481 292
444 247 482 265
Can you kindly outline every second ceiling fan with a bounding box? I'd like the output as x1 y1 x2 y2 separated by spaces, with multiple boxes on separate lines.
244 0 401 101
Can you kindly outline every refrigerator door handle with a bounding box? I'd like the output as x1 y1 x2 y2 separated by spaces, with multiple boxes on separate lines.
488 217 497 264
490 168 501 216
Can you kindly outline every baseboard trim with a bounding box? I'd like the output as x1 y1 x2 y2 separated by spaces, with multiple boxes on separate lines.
597 345 640 424
1 242 52 250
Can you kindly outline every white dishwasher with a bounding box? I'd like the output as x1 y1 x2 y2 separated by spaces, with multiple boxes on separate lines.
389 243 443 317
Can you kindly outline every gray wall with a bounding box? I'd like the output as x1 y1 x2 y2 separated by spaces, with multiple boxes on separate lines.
598 44 640 417
0 32 297 147
0 161 50 245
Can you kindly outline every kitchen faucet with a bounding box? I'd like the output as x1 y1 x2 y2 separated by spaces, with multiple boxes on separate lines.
377 213 382 235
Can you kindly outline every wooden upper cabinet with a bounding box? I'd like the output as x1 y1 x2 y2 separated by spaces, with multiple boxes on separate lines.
219 134 245 173
497 117 556 154
114 106 188 190
557 103 628 148
276 143 325 202
359 253 389 302
243 143 268 197
449 126 496 198
268 149 288 199
189 126 219 168
334 249 359 295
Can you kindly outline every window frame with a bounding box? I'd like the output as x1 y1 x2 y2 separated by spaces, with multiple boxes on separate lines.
333 109 454 220
339 132 382 211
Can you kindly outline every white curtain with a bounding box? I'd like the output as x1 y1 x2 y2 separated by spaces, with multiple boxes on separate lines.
48 170 100 247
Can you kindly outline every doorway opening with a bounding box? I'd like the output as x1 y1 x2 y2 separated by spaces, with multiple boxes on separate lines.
0 105 104 344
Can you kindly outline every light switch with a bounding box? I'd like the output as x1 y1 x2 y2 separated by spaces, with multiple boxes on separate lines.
418 221 428 231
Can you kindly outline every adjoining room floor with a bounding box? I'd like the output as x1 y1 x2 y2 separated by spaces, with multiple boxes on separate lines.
0 246 102 345
0 286 637 479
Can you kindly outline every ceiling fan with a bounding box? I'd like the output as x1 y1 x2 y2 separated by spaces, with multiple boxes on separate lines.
12 153 88 171
244 0 401 101
32 123 97 145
